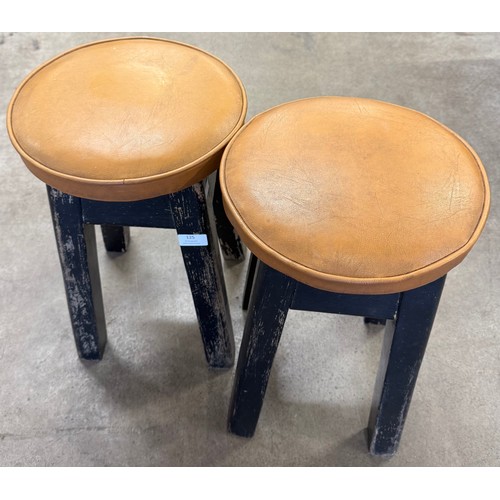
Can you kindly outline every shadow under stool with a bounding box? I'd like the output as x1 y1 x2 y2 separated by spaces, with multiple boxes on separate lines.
219 96 490 455
7 37 247 368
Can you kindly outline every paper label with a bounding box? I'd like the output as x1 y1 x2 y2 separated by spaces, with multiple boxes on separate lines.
177 234 208 246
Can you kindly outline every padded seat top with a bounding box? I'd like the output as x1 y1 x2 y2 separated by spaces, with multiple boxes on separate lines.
220 97 489 294
8 37 247 201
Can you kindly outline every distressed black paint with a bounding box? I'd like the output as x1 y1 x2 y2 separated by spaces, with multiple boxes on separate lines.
292 283 399 320
47 186 106 360
368 275 446 456
101 225 130 253
243 254 398 320
242 252 258 311
48 179 236 367
82 196 174 228
169 182 235 368
230 256 447 456
364 317 387 325
82 179 245 261
212 172 245 261
229 261 297 437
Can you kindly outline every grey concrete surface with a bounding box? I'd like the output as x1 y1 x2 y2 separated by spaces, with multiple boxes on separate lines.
0 32 499 466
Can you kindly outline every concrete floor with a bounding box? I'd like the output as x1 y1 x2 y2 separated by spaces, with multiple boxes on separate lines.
0 32 499 466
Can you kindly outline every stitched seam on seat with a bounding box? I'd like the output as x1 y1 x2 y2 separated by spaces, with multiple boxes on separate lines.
7 37 247 186
221 98 489 284
229 194 486 283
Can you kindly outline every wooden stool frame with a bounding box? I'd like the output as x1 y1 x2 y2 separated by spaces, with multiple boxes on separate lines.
230 254 446 456
47 173 243 368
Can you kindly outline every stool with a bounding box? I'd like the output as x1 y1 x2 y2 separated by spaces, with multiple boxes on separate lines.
7 37 247 367
220 97 490 455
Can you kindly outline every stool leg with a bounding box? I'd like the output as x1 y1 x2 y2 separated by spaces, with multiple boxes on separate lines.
47 186 107 360
101 225 130 253
364 317 387 326
368 275 446 456
228 261 297 437
169 182 234 368
242 252 258 311
213 173 245 262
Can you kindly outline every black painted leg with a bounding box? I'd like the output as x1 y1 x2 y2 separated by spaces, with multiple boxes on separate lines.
228 261 297 437
364 317 387 326
169 182 234 368
213 172 245 262
101 225 130 253
368 276 446 456
47 186 107 360
242 252 258 311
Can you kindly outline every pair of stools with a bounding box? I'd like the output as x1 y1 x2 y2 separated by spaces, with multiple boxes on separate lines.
7 37 490 456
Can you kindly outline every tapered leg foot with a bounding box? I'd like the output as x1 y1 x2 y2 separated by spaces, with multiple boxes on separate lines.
228 261 297 437
101 225 130 253
364 317 387 326
170 181 235 368
47 186 107 360
368 276 446 456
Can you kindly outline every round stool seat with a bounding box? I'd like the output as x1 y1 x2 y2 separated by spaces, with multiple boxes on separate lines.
220 97 489 294
7 37 247 201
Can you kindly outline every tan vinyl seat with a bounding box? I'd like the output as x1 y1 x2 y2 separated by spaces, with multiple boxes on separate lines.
220 96 490 295
6 36 246 366
7 37 247 201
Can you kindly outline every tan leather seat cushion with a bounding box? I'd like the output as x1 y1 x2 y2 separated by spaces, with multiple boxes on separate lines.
220 97 490 294
8 37 247 201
